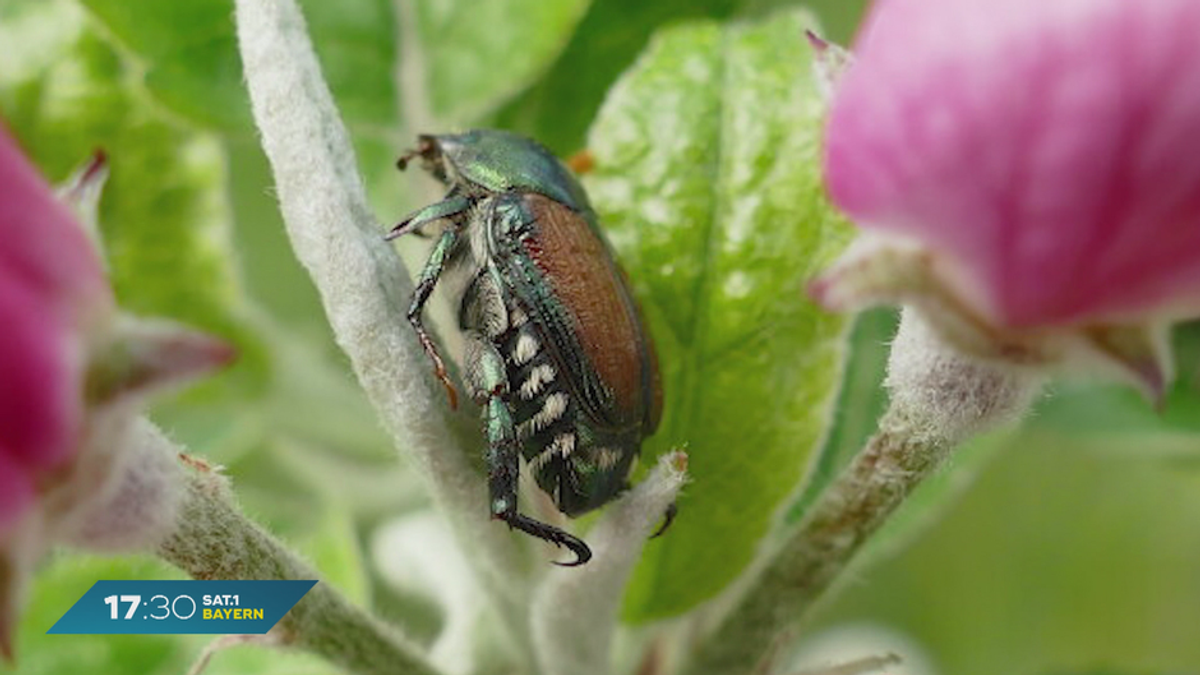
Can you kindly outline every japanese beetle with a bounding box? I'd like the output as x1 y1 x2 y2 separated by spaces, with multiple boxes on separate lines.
386 130 664 566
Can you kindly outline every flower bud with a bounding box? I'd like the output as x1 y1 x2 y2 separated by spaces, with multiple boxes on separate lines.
0 127 114 537
0 124 233 659
812 0 1200 399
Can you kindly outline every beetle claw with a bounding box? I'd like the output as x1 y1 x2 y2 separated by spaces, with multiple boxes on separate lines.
550 537 593 567
504 512 592 566
650 501 677 539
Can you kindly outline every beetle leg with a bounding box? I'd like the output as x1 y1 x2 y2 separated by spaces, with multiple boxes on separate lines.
472 334 593 566
386 194 472 240
408 228 460 410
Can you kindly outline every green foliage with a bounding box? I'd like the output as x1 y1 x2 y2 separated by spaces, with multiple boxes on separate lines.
788 308 895 519
4 0 1199 673
815 428 1200 675
1033 322 1200 442
0 0 268 407
412 0 591 125
494 0 870 154
493 0 743 154
583 9 852 619
79 0 249 130
17 556 188 675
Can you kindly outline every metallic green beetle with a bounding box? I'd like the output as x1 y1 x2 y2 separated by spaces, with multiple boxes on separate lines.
386 129 664 566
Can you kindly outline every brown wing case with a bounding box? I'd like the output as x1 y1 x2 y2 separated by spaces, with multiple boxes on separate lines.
511 194 661 432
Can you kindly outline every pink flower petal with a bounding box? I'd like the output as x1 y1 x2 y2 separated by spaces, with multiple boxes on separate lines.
0 126 111 327
825 0 1200 327
0 125 111 523
0 277 82 472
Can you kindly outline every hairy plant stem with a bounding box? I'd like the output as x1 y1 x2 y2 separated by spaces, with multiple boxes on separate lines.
233 0 535 662
159 458 440 675
685 310 1041 675
690 421 945 674
531 452 689 675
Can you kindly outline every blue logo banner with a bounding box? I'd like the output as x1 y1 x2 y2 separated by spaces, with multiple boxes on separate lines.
47 580 317 634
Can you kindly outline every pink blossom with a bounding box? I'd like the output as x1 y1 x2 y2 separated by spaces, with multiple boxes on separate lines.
823 0 1200 328
0 126 114 533
0 125 236 659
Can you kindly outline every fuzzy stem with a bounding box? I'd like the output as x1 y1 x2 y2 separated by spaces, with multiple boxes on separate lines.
186 633 283 675
530 452 688 675
685 310 1041 675
160 457 440 675
687 424 943 675
233 0 534 643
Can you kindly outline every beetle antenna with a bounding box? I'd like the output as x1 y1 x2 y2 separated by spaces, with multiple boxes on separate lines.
396 146 424 171
397 135 439 171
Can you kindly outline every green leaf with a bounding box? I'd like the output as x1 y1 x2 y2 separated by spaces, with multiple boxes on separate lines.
296 0 397 130
79 0 249 131
492 0 741 154
493 0 871 154
78 0 596 142
79 0 402 191
583 9 853 620
78 0 605 214
411 0 592 126
80 0 394 137
294 0 402 201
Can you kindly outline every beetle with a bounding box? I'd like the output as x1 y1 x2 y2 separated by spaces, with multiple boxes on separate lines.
385 129 664 566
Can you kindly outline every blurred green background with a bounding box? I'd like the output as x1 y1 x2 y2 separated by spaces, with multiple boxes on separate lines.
3 0 1200 673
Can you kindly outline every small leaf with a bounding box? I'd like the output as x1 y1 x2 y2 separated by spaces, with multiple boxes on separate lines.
584 9 853 619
